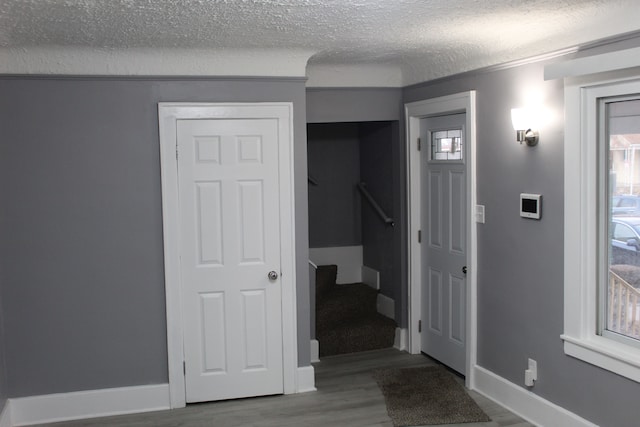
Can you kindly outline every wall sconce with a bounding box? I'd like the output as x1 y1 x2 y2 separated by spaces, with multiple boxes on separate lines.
511 108 539 146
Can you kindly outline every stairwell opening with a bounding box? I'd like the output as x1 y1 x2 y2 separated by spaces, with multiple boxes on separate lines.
307 121 402 359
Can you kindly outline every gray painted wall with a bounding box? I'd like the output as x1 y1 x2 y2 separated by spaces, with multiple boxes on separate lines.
403 55 640 426
307 123 362 248
0 173 6 410
359 122 398 312
308 263 316 340
307 88 402 124
0 280 7 412
0 77 310 398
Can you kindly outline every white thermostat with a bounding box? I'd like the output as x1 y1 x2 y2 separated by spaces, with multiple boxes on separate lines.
520 193 542 219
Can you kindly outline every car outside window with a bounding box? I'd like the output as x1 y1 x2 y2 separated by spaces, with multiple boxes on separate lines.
613 223 637 242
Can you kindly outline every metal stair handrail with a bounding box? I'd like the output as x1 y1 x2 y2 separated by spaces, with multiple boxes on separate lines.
357 182 394 227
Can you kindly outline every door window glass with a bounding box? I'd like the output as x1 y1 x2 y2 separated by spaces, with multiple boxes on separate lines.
431 129 462 161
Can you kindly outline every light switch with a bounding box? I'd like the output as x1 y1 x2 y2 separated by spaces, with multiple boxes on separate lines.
475 205 485 224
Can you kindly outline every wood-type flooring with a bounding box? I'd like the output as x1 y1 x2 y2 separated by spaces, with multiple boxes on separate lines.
38 348 534 427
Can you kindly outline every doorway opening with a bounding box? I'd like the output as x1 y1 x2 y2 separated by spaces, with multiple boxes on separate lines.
307 120 401 359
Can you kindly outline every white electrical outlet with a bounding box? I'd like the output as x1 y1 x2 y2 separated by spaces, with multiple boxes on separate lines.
525 358 538 387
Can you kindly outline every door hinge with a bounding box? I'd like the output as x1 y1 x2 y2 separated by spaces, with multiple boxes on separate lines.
417 137 421 151
176 145 179 160
418 230 422 243
418 320 422 333
183 361 186 375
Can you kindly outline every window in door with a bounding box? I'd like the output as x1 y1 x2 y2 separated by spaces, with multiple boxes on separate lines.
430 129 463 161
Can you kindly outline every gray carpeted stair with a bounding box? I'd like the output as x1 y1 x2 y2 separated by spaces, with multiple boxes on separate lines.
316 265 397 357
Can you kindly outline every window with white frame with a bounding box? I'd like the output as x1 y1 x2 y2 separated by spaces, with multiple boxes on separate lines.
602 97 640 346
562 60 640 382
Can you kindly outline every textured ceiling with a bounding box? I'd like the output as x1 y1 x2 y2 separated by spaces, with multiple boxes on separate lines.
1 0 639 85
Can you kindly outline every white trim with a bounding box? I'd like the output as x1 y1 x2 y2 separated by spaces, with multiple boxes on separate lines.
158 102 298 407
9 384 170 427
404 91 478 388
562 68 640 383
0 47 312 77
310 339 320 363
545 47 640 81
473 366 597 427
376 293 395 320
362 265 380 290
308 246 363 283
0 401 11 427
295 366 317 393
393 328 408 351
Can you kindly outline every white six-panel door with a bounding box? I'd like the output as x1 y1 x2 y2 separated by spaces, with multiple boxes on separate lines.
177 118 284 402
420 113 467 375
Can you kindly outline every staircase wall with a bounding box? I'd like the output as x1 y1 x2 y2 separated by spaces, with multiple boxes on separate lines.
307 122 362 249
360 121 401 323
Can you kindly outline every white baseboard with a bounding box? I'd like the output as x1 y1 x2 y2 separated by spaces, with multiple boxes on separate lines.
296 366 316 393
473 366 597 427
310 339 320 363
376 293 395 320
393 328 408 351
0 401 11 427
361 265 380 289
10 384 171 426
308 246 362 284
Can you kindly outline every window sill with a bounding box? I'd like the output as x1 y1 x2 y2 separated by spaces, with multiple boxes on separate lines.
562 334 640 383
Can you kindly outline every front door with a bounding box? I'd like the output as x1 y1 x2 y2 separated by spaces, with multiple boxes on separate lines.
420 113 467 375
177 117 284 402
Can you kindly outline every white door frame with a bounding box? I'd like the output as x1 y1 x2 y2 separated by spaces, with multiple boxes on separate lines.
405 91 477 388
158 102 298 408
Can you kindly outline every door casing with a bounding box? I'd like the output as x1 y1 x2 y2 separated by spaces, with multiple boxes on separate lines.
158 102 298 408
405 91 477 389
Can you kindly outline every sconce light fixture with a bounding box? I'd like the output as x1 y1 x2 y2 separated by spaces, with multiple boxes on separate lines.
511 108 539 146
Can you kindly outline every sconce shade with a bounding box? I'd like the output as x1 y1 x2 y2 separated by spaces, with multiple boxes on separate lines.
511 107 539 146
511 108 528 131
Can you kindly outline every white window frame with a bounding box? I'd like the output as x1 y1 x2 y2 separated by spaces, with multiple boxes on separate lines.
563 65 640 383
